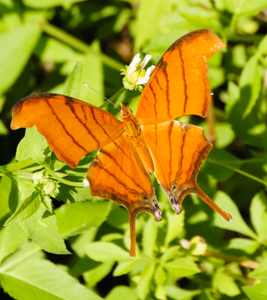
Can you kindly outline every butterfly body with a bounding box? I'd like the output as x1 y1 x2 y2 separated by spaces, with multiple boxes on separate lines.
11 29 232 257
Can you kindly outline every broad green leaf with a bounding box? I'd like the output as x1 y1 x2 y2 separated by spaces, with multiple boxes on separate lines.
84 241 131 262
113 260 138 276
163 258 199 278
212 268 240 296
0 222 28 263
142 215 157 257
83 262 113 288
249 259 267 279
63 61 83 98
56 201 111 237
134 0 169 52
16 138 31 161
250 192 267 239
106 286 138 300
165 210 184 247
24 127 47 164
240 56 261 118
1 258 103 300
165 286 200 300
19 204 70 254
243 281 267 300
0 23 41 94
5 191 41 225
213 191 258 239
137 263 155 300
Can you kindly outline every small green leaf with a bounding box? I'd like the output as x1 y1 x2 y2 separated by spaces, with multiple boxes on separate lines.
250 192 267 240
63 61 83 98
165 210 184 247
113 260 138 276
165 286 200 300
84 242 131 262
249 259 267 279
164 258 199 278
142 215 157 257
0 23 41 94
154 265 166 286
137 263 155 300
213 191 258 239
84 262 114 288
5 191 41 225
106 286 138 300
240 56 261 118
1 258 103 300
24 127 47 164
212 267 240 296
56 201 111 237
226 238 260 254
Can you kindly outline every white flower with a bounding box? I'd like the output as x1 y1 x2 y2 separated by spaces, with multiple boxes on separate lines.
137 65 155 84
121 53 155 91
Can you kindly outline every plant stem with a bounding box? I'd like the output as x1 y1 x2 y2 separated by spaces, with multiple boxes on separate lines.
39 21 124 70
207 158 267 186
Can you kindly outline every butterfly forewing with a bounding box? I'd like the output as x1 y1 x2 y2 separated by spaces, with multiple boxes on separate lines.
135 29 225 125
11 93 123 168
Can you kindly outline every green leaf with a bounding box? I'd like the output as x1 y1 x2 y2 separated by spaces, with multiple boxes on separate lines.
113 260 138 276
165 286 200 300
106 286 138 300
83 262 114 288
249 259 267 279
0 23 41 94
137 263 155 300
257 34 267 55
154 265 166 286
5 191 41 225
19 204 70 255
1 258 103 300
24 127 47 164
134 0 169 52
165 210 184 247
0 176 13 221
226 238 260 255
250 192 267 240
238 0 267 16
84 241 132 262
23 0 85 9
0 222 28 263
142 215 157 257
240 56 261 118
213 191 258 239
56 201 111 237
164 258 199 278
212 267 240 296
243 281 267 300
63 61 83 98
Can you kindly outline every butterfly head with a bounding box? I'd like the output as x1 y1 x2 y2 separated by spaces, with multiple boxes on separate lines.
120 103 133 119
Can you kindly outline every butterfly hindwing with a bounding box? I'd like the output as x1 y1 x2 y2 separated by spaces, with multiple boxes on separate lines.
87 135 161 256
142 120 231 221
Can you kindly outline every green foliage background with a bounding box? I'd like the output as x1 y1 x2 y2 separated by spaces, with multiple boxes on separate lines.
0 0 267 299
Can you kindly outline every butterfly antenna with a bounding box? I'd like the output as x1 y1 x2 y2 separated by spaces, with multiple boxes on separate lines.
83 82 120 110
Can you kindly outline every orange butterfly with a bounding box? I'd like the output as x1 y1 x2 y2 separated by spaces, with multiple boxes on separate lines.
11 29 231 257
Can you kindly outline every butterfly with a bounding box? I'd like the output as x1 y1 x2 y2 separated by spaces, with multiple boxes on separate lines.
11 29 232 257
